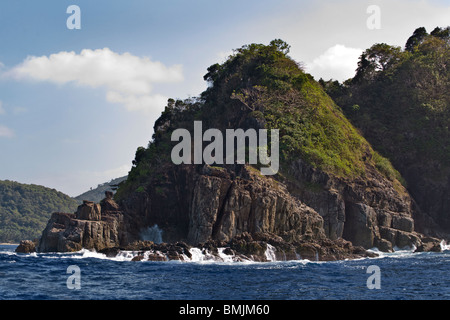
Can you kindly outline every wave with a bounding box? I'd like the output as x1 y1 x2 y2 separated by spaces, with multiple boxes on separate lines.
4 240 448 264
1 246 310 264
440 240 450 251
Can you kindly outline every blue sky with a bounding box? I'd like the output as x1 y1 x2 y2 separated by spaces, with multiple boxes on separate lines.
0 0 449 196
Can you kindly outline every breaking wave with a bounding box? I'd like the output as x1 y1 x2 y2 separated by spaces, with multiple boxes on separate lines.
3 240 449 264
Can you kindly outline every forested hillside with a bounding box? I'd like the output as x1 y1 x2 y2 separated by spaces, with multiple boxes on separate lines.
321 26 450 235
0 180 78 242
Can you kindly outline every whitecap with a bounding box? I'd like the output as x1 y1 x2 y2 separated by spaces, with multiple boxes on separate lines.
440 240 450 251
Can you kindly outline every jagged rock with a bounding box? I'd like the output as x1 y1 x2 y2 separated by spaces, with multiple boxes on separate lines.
15 240 36 253
284 158 428 251
342 202 378 249
188 174 231 244
99 246 121 257
36 161 442 257
132 255 145 261
189 166 326 246
375 238 393 252
415 236 442 252
31 40 448 261
38 210 124 253
392 215 414 233
295 242 319 261
101 191 121 213
37 192 128 253
146 253 167 261
76 201 101 221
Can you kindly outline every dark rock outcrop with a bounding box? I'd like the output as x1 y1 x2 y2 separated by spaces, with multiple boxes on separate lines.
37 194 125 252
121 164 327 247
99 231 377 262
121 159 435 255
36 163 442 258
283 158 427 252
76 201 101 221
34 40 446 260
15 240 36 253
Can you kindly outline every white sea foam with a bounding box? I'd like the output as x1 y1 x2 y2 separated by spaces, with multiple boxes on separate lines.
188 248 222 263
264 244 277 262
367 245 417 260
440 240 450 251
217 248 235 263
6 238 444 264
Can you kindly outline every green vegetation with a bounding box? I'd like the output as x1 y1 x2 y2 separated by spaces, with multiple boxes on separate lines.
323 26 450 170
319 26 449 228
0 180 78 242
201 39 400 180
116 39 405 201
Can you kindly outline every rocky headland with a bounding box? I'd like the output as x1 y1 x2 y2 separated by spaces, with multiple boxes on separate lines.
26 39 447 261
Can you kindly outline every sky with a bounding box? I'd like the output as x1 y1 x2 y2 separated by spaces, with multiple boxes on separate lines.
0 0 449 197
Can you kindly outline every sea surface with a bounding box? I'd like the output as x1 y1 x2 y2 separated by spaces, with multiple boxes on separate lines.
1 244 450 300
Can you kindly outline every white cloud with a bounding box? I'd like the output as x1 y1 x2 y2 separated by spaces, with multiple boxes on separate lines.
253 0 450 82
8 48 184 113
306 44 363 82
0 125 14 138
106 90 168 113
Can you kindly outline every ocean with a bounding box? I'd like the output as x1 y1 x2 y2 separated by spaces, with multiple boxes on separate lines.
1 244 450 301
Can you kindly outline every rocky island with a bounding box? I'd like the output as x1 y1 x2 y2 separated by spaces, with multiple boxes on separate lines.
29 33 448 261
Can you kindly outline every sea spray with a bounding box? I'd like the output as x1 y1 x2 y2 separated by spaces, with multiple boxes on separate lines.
264 244 277 262
140 224 163 243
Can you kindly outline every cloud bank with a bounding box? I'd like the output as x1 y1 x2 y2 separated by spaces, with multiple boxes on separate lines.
8 48 183 112
306 44 363 82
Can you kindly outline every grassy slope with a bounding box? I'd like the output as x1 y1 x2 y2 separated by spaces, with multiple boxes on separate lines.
115 40 404 201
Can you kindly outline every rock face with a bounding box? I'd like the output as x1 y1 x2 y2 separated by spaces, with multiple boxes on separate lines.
15 240 36 253
188 165 324 245
120 162 441 257
121 164 326 247
37 164 442 258
99 232 377 262
37 194 126 252
75 201 101 221
282 159 426 252
34 40 446 259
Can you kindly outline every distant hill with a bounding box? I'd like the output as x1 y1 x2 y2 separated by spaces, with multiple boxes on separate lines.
0 180 79 243
74 176 128 204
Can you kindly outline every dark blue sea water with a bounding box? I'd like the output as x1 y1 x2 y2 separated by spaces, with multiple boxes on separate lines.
1 244 450 300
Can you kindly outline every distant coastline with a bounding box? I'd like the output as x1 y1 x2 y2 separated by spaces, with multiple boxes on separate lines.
0 243 18 246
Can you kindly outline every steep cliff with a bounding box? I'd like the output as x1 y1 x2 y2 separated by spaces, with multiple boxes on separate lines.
112 40 440 254
325 27 450 239
37 39 443 259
